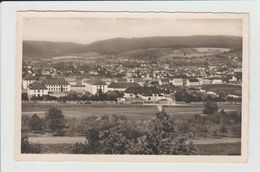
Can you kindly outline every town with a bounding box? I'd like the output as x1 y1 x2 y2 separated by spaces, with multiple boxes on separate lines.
21 48 242 105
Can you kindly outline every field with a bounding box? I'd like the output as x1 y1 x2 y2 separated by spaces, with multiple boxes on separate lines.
22 102 241 120
201 84 242 96
28 142 241 155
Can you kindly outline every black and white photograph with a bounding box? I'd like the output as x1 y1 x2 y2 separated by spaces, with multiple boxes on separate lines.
15 12 249 162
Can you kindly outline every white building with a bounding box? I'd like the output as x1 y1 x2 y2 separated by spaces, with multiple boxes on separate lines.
212 79 223 84
202 78 211 85
64 77 78 86
27 82 48 98
70 85 86 94
83 79 107 95
170 78 183 86
42 78 71 92
22 77 36 89
186 78 200 87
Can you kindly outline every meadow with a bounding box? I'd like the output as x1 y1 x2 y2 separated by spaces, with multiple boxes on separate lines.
22 102 241 120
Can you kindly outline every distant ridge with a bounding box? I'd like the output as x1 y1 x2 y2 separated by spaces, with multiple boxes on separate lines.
23 35 242 60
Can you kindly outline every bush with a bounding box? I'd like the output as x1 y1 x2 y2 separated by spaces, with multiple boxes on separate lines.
28 114 45 133
45 107 66 133
203 101 218 114
72 110 198 155
21 134 41 153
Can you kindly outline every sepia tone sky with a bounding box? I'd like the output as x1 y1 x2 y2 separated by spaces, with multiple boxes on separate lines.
23 17 242 44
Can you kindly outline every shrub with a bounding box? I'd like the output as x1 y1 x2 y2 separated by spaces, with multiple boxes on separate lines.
29 114 45 133
21 134 41 153
45 107 66 133
203 101 218 114
72 110 198 155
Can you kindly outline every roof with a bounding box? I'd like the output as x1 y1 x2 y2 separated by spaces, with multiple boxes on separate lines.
71 84 86 87
161 79 169 82
117 78 127 82
125 86 161 96
108 82 139 89
172 78 183 82
28 82 47 90
64 77 77 82
188 78 199 82
133 78 144 82
42 78 69 85
86 79 106 85
23 76 36 81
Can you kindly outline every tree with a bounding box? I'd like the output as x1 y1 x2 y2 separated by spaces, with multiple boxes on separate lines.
45 107 66 134
220 124 228 136
127 110 198 155
21 93 29 101
28 114 45 133
21 133 41 153
203 101 218 114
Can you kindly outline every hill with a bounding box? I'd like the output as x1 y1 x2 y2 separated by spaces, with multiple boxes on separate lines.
23 35 242 60
23 41 84 60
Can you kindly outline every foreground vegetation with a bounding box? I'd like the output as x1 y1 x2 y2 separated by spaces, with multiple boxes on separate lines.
21 102 241 155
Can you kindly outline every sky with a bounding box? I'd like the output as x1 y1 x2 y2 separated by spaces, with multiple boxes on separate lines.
23 17 242 44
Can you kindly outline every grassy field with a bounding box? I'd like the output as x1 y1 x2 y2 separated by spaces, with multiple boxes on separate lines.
33 142 241 155
198 143 241 155
22 103 241 120
201 84 242 96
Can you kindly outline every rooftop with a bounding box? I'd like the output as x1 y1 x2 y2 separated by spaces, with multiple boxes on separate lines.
108 82 139 89
188 78 199 82
28 82 47 90
42 78 69 85
86 79 106 85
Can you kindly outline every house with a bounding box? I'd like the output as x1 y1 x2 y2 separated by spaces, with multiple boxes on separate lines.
126 77 135 83
70 84 86 94
83 79 107 95
27 82 48 99
22 76 36 89
186 78 200 87
64 77 78 86
133 78 145 86
202 78 211 85
107 82 139 92
212 79 223 84
116 78 127 83
42 78 71 92
101 78 117 85
159 79 170 85
170 78 183 86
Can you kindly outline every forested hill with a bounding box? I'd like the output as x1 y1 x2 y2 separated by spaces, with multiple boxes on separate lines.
23 35 242 60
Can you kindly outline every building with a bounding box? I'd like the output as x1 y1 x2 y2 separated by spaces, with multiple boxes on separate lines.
159 79 170 85
64 77 78 86
170 78 183 86
22 76 36 89
42 78 71 92
186 78 200 87
83 79 107 95
107 82 139 92
202 78 211 85
27 82 48 98
212 79 223 84
133 78 145 86
70 84 86 94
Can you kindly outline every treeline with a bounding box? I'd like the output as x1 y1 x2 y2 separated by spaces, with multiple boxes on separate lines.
174 90 241 103
22 90 124 102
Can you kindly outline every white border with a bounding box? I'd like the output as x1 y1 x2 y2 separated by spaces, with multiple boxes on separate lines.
1 1 260 172
15 11 249 163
